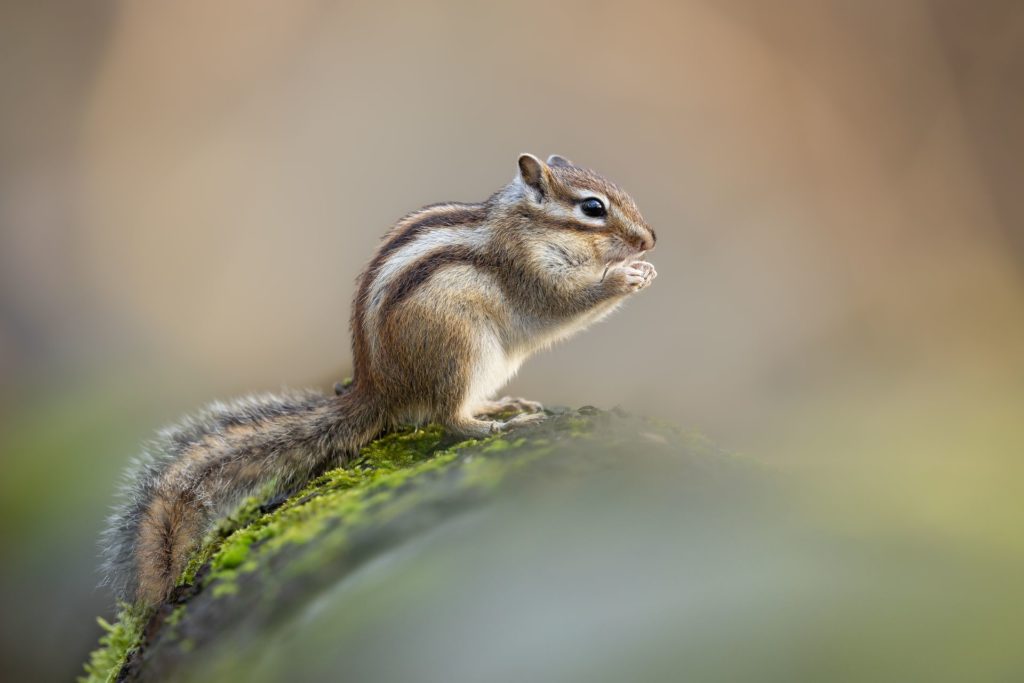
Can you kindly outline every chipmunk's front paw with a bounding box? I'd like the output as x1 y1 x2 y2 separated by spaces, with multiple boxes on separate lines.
608 261 657 293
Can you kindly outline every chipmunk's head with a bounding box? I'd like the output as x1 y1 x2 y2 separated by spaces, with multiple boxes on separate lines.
499 153 656 270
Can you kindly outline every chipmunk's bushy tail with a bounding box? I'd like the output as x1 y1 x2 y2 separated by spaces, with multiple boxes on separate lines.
100 389 382 607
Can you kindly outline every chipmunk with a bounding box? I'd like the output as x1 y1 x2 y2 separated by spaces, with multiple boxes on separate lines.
101 153 657 607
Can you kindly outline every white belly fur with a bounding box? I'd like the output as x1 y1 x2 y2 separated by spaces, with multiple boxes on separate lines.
461 298 625 415
517 298 625 356
462 330 523 415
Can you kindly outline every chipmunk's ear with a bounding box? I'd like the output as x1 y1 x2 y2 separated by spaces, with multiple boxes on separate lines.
517 153 552 200
546 154 573 167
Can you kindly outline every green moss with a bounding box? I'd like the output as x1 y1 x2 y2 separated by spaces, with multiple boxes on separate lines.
215 542 251 570
80 409 709 681
164 605 187 628
79 604 146 683
178 423 553 605
481 436 521 453
178 483 279 587
561 415 594 435
164 425 467 601
212 582 240 599
173 428 454 593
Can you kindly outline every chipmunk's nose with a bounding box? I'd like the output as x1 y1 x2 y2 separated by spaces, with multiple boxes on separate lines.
641 230 656 252
628 225 656 253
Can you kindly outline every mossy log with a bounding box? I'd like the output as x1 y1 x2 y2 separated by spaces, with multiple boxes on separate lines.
82 408 742 683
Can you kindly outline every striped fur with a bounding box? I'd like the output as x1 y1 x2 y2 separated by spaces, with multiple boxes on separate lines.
101 154 656 606
101 391 382 605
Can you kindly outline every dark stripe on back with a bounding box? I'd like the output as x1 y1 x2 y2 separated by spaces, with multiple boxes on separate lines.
351 204 488 386
376 244 495 319
371 204 488 278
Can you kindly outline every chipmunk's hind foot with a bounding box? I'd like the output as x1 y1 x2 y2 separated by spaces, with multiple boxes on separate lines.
474 396 544 418
446 409 546 441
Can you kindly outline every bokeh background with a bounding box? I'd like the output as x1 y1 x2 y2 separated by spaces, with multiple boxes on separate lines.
2 0 1023 679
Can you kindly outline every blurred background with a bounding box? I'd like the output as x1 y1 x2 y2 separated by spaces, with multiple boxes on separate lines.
2 0 1023 679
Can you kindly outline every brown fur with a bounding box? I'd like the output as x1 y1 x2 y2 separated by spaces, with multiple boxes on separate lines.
136 488 205 605
103 154 656 607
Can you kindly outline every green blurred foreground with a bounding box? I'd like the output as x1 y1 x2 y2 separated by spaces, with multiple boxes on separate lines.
80 408 1023 682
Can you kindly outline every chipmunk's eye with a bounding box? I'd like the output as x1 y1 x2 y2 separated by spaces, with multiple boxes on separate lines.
580 198 606 218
